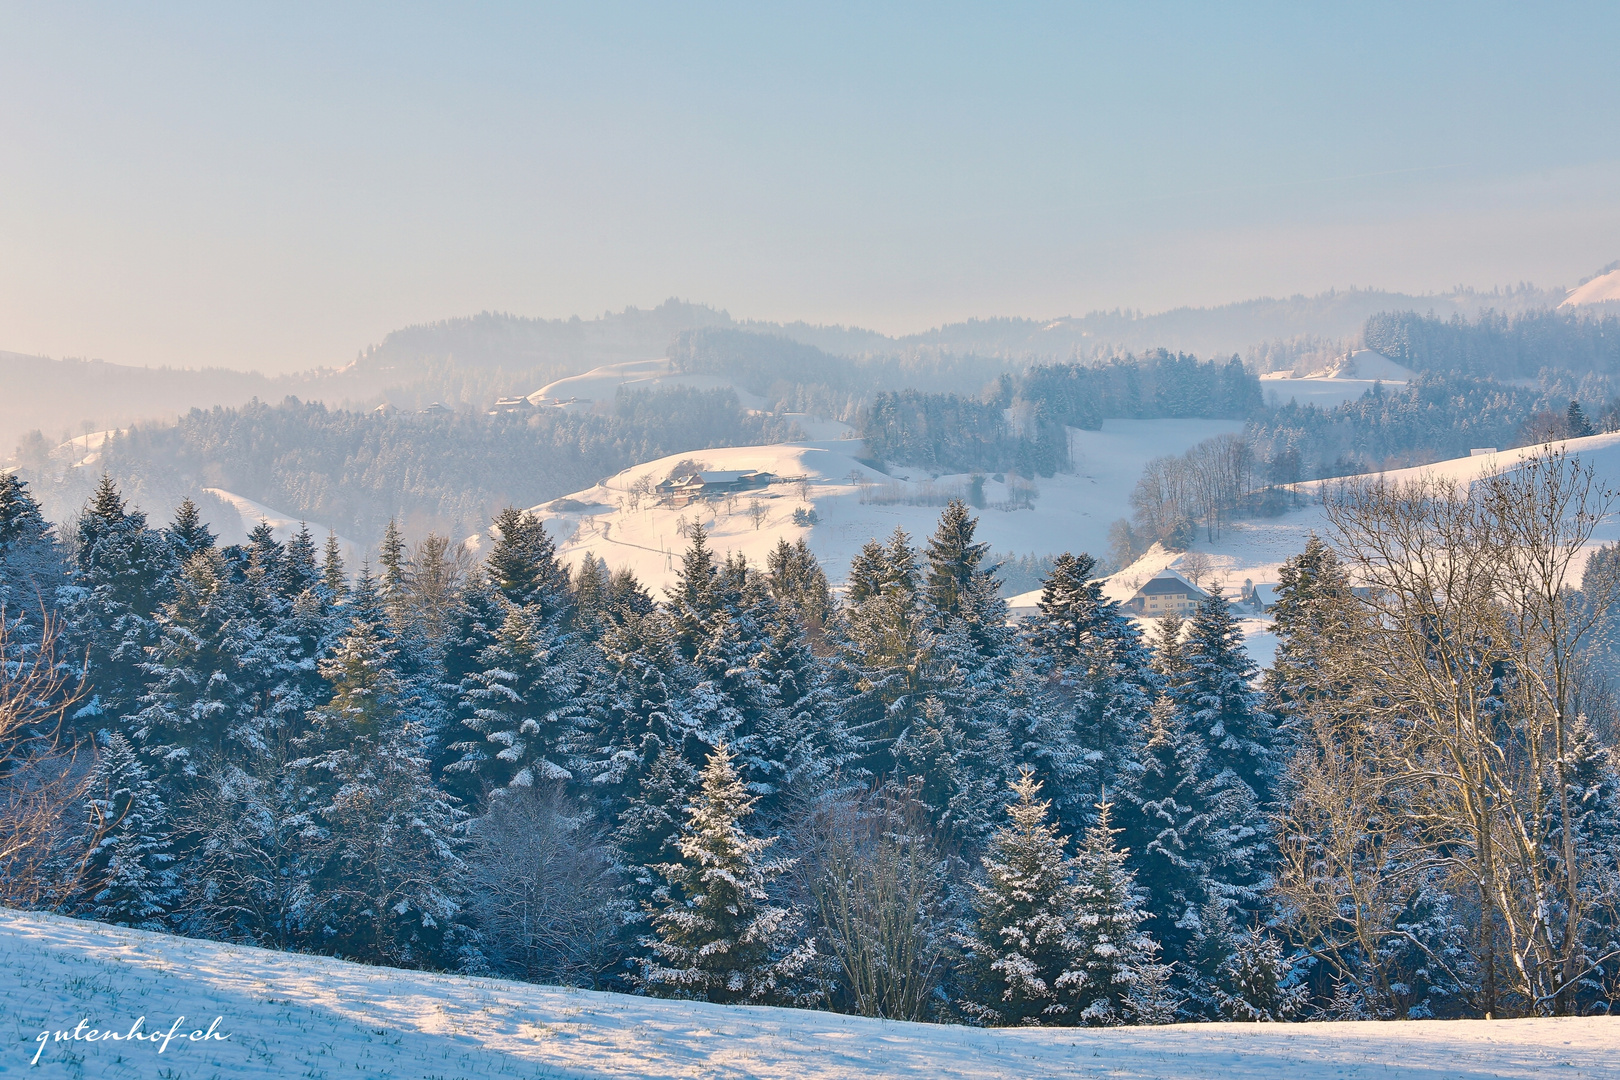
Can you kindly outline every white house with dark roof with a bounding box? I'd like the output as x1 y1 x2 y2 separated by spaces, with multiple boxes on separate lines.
1123 568 1208 617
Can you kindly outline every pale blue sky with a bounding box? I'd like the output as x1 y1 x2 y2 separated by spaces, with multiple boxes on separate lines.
2 3 1617 371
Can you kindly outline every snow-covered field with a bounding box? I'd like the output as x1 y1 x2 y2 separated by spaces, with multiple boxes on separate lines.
2 910 1611 1080
1258 350 1413 409
1121 431 1620 600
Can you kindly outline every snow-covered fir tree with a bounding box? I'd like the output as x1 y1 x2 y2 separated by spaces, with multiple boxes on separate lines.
1021 551 1154 835
77 732 178 929
1264 534 1357 744
60 476 175 729
961 768 1090 1026
1169 585 1277 805
839 528 932 775
292 610 468 966
639 742 816 1004
1066 798 1171 1025
0 472 64 665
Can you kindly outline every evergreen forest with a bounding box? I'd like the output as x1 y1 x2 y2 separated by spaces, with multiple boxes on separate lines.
4 458 1619 1024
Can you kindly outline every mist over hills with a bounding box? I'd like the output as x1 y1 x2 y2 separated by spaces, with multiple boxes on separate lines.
2 277 1589 455
359 282 1570 377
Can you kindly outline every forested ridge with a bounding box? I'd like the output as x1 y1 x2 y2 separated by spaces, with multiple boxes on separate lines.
3 455 1618 1024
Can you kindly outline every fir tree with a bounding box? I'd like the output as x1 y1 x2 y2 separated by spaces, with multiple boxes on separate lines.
1264 535 1357 745
961 768 1089 1025
1173 586 1276 804
1119 694 1260 989
452 601 589 793
672 522 720 653
0 472 63 662
292 614 468 967
61 476 174 726
1123 696 1216 959
78 733 178 929
1021 551 1155 834
924 499 990 621
766 537 834 640
844 538 889 606
578 609 702 901
165 496 215 562
1067 799 1169 1025
284 523 319 597
839 529 931 773
378 518 407 607
485 507 569 609
1150 611 1187 685
639 743 816 1004
132 548 254 787
319 531 347 602
1568 400 1595 438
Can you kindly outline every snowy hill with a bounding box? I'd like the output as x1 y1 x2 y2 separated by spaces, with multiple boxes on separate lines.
3 910 1611 1080
201 488 363 565
473 419 1244 600
1258 349 1413 409
1562 267 1620 307
1075 432 1620 667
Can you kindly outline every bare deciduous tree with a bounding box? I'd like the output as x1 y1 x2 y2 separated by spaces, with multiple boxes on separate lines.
804 785 954 1021
466 784 627 986
1297 449 1620 1016
0 610 89 908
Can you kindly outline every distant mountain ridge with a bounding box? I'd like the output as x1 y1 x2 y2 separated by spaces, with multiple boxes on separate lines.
356 283 1570 376
0 275 1591 460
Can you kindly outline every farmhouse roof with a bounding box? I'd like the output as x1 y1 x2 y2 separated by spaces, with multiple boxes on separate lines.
1135 570 1207 598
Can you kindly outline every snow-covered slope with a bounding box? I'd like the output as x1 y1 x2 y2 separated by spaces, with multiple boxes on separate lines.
529 358 771 412
1258 350 1413 409
4 910 1611 1080
202 488 362 565
1085 433 1620 663
1562 267 1620 307
1007 433 1620 669
477 419 1243 599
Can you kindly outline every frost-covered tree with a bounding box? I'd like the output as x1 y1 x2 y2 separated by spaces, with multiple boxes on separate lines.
0 472 63 666
485 507 570 609
924 499 990 622
1122 696 1232 967
449 510 591 797
293 614 468 967
452 602 590 793
840 529 932 773
78 732 177 929
576 601 705 906
639 743 816 1004
61 477 175 728
961 768 1090 1025
1021 551 1154 834
1067 798 1170 1026
1264 534 1356 744
1171 586 1276 804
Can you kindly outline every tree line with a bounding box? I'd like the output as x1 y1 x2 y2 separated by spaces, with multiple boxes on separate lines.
2 453 1618 1022
1364 308 1620 380
857 352 1263 476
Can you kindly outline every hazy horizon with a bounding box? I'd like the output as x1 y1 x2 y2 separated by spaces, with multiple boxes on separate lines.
3 4 1618 374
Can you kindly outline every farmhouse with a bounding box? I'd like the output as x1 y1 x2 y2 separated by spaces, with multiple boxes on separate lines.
658 469 775 507
1123 569 1208 616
